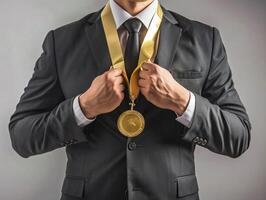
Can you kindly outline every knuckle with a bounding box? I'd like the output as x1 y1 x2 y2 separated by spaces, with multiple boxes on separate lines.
154 67 159 74
108 77 117 86
106 73 112 80
116 68 122 72
118 76 124 82
151 64 158 73
150 75 156 82
112 84 118 91
104 72 109 80
106 79 115 88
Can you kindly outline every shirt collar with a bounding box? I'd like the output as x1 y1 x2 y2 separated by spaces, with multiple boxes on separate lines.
109 0 158 29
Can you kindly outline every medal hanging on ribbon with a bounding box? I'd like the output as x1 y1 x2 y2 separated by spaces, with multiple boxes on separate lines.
101 2 163 137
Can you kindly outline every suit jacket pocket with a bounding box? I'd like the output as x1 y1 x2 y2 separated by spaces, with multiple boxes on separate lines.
172 70 203 79
175 174 199 198
61 176 85 198
169 65 203 79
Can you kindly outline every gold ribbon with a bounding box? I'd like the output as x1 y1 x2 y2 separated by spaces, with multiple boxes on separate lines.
101 2 163 102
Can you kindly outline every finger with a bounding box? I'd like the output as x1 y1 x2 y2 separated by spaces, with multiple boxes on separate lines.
139 70 149 80
114 88 123 96
142 62 155 72
141 64 154 76
114 75 124 84
110 68 123 77
138 78 148 88
140 87 148 96
119 84 125 91
141 62 150 71
119 92 125 100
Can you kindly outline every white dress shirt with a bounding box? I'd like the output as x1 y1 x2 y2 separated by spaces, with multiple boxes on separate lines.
73 0 195 128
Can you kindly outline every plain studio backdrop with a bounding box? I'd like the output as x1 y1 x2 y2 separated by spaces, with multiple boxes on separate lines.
0 0 265 199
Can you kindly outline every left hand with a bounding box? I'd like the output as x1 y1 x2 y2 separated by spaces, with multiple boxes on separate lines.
138 60 190 115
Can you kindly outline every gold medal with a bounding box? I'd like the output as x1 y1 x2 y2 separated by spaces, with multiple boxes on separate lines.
117 99 145 137
117 110 145 137
101 2 163 137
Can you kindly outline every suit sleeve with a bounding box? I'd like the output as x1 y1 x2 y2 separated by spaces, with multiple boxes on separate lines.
8 31 90 158
181 27 252 158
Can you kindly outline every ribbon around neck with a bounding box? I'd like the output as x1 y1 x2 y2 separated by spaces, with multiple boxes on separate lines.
101 2 163 102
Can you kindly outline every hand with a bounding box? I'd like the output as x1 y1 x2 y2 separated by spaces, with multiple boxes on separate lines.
79 67 125 118
138 60 190 115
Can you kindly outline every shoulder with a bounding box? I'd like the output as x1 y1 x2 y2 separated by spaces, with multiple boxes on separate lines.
41 7 103 51
51 8 102 39
164 8 216 42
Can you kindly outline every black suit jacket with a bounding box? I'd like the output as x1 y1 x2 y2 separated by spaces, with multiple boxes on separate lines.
9 5 252 200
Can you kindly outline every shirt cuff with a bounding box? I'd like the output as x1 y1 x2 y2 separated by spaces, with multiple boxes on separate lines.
73 94 96 127
175 91 195 128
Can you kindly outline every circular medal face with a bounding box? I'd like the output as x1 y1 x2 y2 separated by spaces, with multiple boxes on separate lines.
117 110 145 137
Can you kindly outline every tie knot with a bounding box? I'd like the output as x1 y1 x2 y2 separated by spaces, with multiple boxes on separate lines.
123 18 142 33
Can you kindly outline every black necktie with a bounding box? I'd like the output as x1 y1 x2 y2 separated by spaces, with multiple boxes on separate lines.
123 18 142 78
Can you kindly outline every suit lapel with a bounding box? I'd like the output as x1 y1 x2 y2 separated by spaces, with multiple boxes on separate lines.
84 8 112 76
154 7 182 70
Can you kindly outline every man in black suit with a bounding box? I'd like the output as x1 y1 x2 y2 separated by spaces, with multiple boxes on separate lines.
8 0 251 199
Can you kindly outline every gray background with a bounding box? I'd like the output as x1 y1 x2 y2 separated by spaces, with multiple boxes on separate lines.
0 0 265 199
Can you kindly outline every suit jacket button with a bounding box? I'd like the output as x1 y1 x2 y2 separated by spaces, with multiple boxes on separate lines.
193 137 200 144
69 139 75 144
128 142 137 151
202 139 208 145
199 138 204 144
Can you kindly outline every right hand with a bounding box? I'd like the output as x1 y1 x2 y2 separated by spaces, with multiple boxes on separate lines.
79 67 125 119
